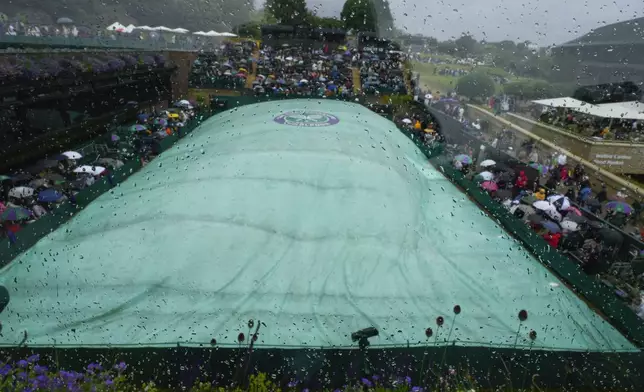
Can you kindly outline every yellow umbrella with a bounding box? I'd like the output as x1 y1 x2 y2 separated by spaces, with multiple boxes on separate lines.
168 113 180 119
238 68 248 73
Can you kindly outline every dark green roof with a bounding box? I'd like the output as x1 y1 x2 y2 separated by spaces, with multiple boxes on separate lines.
562 17 644 46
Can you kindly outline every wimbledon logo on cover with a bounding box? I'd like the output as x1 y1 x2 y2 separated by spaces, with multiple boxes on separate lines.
273 110 340 127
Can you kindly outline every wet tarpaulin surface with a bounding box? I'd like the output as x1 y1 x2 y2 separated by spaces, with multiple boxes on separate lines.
0 99 635 351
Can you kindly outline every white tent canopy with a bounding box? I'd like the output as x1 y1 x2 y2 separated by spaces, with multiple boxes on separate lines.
533 97 644 120
595 101 644 121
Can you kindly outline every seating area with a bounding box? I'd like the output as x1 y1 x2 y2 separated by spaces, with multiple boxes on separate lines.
0 101 200 263
253 45 354 96
358 51 408 95
188 41 256 89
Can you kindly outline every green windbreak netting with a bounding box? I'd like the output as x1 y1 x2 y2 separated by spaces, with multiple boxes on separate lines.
0 99 635 351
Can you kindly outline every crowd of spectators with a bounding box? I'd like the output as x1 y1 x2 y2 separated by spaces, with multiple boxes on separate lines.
253 45 354 97
532 106 644 142
0 101 196 241
434 99 644 319
357 51 407 94
189 41 256 89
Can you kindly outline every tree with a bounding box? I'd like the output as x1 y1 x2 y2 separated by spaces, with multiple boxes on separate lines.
436 40 458 55
265 0 308 25
503 80 555 100
341 0 377 33
456 72 496 99
455 34 479 55
371 0 394 37
310 16 345 29
234 21 262 39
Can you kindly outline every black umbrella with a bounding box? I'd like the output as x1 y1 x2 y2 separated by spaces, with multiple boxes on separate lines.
26 160 59 175
8 172 32 184
563 213 588 224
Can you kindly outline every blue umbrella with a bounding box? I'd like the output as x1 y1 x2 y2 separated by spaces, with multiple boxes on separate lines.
137 113 149 122
541 220 561 233
38 189 64 203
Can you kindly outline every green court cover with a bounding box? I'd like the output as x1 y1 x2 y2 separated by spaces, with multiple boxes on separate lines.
0 99 635 351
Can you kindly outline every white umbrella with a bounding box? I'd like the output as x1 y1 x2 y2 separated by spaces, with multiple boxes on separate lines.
176 99 191 107
402 118 412 124
557 154 567 165
477 171 494 181
533 200 553 211
285 56 294 61
73 165 106 176
480 159 496 167
62 151 83 160
561 220 579 233
9 186 35 199
300 79 308 84
547 195 571 211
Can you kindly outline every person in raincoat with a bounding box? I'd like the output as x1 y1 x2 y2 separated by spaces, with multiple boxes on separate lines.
514 170 528 197
535 188 547 201
542 232 562 248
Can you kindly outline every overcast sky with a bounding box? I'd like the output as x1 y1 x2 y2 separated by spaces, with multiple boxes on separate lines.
279 0 643 45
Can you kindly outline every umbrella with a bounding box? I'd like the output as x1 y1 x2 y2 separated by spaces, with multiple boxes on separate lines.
137 114 149 122
27 159 59 174
0 175 11 181
41 173 66 184
8 186 34 199
454 154 472 165
561 220 580 233
154 118 168 127
564 214 588 224
528 162 549 175
564 206 583 216
61 151 83 160
480 159 496 167
480 181 498 192
605 201 633 215
547 195 571 211
510 204 536 220
56 17 74 24
28 179 48 188
557 154 567 165
130 124 148 132
541 220 562 233
402 118 412 124
533 200 554 211
38 189 65 203
8 173 32 183
476 171 494 181
0 207 32 222
73 166 106 176
300 79 308 84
